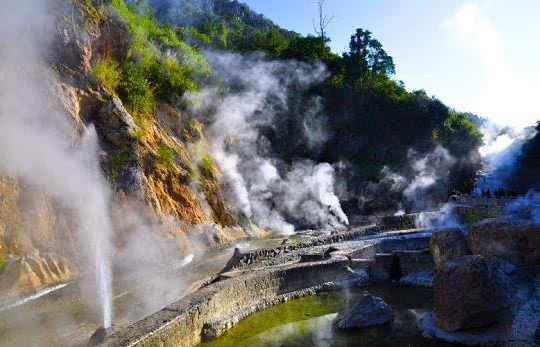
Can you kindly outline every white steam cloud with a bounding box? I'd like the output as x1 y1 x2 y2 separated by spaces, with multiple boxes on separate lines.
0 0 113 328
185 52 349 233
402 146 456 208
474 121 535 192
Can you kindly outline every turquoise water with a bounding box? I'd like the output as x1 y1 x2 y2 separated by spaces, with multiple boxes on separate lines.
199 285 461 347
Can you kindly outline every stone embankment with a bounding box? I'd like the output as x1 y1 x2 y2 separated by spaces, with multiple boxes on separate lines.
97 217 436 347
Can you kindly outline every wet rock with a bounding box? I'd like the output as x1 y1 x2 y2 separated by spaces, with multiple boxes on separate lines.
399 271 433 288
340 267 370 287
349 258 375 270
468 218 540 266
338 294 394 329
324 246 340 258
434 255 511 332
418 313 508 346
430 228 470 270
299 252 325 262
88 326 116 347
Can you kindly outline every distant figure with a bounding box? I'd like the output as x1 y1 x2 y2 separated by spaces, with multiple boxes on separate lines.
486 189 492 198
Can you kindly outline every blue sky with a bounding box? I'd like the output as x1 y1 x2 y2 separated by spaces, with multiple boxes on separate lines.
242 0 540 127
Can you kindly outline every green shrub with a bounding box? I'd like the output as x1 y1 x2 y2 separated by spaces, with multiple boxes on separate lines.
92 58 121 94
109 150 129 182
0 252 4 271
119 60 155 115
129 127 144 141
156 145 176 170
111 0 210 105
200 154 216 178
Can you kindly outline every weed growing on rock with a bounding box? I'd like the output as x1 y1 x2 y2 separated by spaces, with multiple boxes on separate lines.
109 150 129 182
93 58 121 94
200 154 216 179
156 144 176 171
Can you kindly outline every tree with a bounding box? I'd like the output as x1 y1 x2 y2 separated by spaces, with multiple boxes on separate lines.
313 0 333 58
281 35 334 61
346 28 395 75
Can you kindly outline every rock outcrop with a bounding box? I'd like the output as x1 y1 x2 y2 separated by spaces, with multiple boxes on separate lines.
0 253 76 301
433 255 511 332
430 228 470 270
338 293 394 329
0 0 254 303
468 218 540 266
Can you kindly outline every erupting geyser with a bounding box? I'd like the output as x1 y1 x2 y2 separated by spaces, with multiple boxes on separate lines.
80 128 114 329
0 0 114 333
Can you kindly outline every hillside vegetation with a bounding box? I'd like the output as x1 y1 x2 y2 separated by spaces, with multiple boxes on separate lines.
113 0 483 213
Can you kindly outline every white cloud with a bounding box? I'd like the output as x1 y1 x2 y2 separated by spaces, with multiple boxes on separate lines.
443 1 538 127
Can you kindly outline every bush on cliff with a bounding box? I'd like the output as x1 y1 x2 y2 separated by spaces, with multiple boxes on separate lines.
92 58 121 94
118 60 155 116
111 0 210 108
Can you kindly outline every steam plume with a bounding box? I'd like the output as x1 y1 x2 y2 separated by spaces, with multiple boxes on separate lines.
185 52 349 233
0 0 113 328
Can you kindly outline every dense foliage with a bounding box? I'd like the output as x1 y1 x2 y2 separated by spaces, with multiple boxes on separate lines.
95 0 210 120
95 0 483 213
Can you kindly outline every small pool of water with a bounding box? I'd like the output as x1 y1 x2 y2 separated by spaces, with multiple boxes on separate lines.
199 285 461 347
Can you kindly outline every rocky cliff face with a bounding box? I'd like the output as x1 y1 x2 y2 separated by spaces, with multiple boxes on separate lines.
0 0 258 300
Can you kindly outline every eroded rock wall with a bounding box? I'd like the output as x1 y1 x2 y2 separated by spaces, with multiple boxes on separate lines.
0 0 254 301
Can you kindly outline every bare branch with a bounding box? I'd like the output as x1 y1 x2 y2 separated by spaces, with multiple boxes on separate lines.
313 0 334 57
313 18 321 35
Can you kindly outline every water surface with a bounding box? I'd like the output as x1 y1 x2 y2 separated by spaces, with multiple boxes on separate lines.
199 285 462 347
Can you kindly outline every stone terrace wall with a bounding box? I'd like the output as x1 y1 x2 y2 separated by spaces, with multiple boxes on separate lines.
378 214 418 231
98 258 349 347
221 227 380 272
349 233 431 259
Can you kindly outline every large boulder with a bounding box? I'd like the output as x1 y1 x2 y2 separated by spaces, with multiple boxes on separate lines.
434 255 511 332
338 294 394 329
468 218 540 266
430 228 470 270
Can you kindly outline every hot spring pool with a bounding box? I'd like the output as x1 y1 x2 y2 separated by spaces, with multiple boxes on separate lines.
198 285 463 347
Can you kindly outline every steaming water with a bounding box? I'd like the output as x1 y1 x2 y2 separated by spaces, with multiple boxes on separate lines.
0 240 273 346
199 285 462 347
80 129 114 329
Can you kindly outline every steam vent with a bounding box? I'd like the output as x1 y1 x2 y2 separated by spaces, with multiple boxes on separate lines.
1 0 539 346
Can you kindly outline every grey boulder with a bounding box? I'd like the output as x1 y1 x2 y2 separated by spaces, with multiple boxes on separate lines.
338 294 394 330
